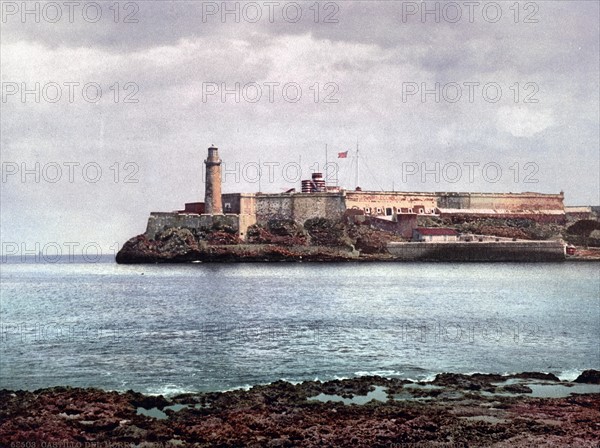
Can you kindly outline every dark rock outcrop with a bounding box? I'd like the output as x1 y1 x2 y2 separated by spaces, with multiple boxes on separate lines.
500 384 533 394
575 369 600 384
116 228 203 263
510 372 561 382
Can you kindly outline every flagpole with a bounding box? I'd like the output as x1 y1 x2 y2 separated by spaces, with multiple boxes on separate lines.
335 149 339 187
325 143 328 187
355 138 359 188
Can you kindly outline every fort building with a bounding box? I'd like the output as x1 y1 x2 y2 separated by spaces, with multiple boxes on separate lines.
144 146 568 240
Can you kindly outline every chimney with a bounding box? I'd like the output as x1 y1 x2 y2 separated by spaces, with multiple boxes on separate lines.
204 145 223 214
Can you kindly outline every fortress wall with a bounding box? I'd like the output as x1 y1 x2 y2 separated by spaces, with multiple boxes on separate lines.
255 193 346 225
255 195 294 224
291 193 346 223
239 194 257 215
388 241 566 261
345 192 438 214
142 190 568 243
565 206 593 220
238 214 257 239
145 212 241 239
436 192 565 211
436 194 468 209
222 193 256 215
221 194 242 214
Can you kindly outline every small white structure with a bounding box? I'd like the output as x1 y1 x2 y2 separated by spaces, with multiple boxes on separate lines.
412 227 458 242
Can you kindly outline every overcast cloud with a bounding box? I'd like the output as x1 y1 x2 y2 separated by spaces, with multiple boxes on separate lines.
1 0 599 253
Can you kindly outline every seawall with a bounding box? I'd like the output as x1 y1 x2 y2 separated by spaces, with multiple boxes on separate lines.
387 241 566 261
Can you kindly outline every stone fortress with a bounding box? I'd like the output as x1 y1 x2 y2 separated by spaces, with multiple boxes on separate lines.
144 146 572 241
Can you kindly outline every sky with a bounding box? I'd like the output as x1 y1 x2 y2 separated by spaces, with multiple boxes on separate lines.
1 0 599 254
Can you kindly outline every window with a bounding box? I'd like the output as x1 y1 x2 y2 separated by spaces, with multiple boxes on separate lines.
377 208 382 214
386 208 393 216
365 207 371 214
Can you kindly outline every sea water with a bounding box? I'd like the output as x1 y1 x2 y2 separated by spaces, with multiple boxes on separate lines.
1 258 598 395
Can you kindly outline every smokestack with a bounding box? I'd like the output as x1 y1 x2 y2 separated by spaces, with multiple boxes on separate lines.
204 145 223 214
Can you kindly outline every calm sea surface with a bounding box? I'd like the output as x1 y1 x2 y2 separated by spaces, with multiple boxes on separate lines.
1 259 598 395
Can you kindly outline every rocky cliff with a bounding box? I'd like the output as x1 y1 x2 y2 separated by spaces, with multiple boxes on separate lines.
116 219 382 264
116 216 598 263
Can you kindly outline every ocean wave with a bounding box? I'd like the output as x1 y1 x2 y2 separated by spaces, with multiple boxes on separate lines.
354 370 402 377
144 384 198 397
556 369 585 382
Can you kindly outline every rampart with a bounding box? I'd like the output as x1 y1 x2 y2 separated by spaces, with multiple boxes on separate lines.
345 191 438 215
255 192 346 225
145 191 567 242
436 192 565 211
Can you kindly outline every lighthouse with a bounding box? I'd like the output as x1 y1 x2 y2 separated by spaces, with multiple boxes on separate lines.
204 145 223 215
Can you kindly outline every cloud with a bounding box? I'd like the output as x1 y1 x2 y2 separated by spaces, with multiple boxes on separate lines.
496 106 556 138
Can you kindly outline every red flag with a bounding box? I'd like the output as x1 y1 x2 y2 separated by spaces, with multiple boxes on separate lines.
338 151 348 158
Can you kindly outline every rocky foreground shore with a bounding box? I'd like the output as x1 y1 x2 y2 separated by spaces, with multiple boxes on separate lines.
1 371 599 447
